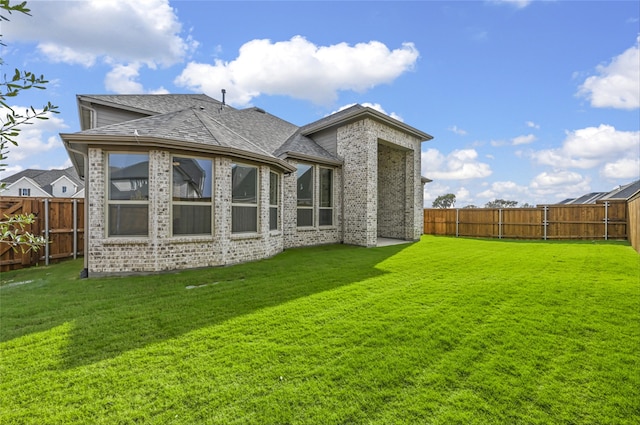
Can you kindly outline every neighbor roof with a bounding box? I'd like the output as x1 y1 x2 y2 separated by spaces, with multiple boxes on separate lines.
1 167 83 195
600 179 640 201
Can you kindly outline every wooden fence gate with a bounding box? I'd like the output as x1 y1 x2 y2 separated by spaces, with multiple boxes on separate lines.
0 197 84 272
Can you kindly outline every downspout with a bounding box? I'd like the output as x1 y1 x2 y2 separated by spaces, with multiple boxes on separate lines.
65 143 90 278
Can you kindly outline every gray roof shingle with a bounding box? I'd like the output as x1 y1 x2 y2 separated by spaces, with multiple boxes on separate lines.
1 167 83 195
78 94 232 115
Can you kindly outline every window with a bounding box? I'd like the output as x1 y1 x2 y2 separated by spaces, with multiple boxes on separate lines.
172 157 213 235
319 168 333 226
296 165 334 228
269 171 280 230
19 188 31 196
232 163 258 233
62 186 67 193
296 164 314 227
107 153 149 236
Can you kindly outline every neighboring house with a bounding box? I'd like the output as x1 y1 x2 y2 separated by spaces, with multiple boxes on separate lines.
0 167 83 198
558 179 640 204
60 94 434 276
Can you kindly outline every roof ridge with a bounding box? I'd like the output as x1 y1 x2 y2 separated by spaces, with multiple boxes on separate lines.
195 109 275 157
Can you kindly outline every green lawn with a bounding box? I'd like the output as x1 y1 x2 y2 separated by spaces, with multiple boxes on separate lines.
1 236 638 424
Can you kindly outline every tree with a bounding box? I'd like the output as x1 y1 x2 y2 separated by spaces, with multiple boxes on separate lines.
432 193 456 209
1 0 58 253
485 199 518 208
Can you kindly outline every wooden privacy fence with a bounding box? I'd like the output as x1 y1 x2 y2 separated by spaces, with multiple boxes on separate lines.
424 201 629 241
0 197 84 272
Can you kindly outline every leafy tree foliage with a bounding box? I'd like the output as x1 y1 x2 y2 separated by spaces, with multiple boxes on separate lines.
432 193 456 209
485 199 518 208
1 0 58 252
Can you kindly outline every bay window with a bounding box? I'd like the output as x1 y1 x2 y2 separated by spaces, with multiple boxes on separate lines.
269 171 280 230
107 153 149 236
232 163 258 233
172 157 213 235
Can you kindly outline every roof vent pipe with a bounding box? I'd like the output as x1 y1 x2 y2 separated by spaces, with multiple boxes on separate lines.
221 89 226 106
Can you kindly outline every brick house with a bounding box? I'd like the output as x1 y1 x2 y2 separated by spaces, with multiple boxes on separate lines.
61 94 433 276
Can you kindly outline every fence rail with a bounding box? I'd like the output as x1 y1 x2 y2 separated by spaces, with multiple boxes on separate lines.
424 201 629 241
0 197 84 272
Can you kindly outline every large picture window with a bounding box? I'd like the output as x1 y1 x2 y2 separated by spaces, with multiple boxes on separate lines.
172 157 213 235
296 164 314 227
269 171 280 231
319 167 334 226
107 153 149 236
232 163 258 233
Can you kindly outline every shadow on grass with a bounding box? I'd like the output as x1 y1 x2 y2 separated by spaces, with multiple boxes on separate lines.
1 243 410 369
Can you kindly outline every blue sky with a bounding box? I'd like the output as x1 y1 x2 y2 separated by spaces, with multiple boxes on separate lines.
2 0 638 206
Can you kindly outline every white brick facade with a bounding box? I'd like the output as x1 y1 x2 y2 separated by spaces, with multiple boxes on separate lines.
64 96 432 276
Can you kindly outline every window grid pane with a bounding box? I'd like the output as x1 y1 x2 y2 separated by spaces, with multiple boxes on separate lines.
108 153 149 237
232 164 259 233
269 172 279 231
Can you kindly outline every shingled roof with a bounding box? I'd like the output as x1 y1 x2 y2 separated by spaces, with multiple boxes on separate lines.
65 95 341 173
1 167 83 195
77 94 232 115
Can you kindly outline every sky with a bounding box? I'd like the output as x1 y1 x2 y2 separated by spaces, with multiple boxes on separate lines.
1 0 639 207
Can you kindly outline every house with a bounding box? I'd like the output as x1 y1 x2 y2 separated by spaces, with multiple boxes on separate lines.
0 167 84 198
60 94 433 276
557 179 640 205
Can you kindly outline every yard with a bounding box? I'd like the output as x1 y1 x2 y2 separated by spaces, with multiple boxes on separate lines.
1 236 638 424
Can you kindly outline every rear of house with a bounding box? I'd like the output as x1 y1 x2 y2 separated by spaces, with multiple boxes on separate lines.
61 94 433 276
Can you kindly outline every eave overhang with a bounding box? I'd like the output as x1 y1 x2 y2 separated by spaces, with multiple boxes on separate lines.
280 151 343 167
301 107 434 142
60 134 297 179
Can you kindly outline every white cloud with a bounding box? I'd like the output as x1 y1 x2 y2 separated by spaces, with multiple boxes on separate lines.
531 124 640 170
422 148 492 180
601 157 640 180
0 106 68 163
448 125 468 136
529 171 592 200
487 0 532 9
5 0 195 68
512 134 537 145
333 103 403 122
174 36 419 106
103 63 170 94
4 0 196 94
577 37 640 110
526 121 540 129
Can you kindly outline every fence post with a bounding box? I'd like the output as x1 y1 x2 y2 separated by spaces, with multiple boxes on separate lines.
604 201 609 240
543 205 548 240
499 208 503 239
456 208 459 237
44 198 50 266
73 199 78 259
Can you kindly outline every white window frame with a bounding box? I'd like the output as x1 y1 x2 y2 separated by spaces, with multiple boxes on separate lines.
231 162 259 234
171 155 214 236
106 152 149 237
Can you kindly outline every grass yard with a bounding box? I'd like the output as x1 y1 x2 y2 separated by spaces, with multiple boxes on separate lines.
1 236 638 424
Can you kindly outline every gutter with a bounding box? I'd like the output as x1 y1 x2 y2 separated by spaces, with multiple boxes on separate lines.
60 134 297 174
